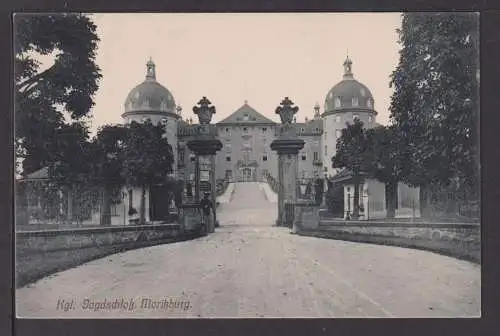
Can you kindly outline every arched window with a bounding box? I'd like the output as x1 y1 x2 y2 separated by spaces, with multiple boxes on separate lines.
367 99 373 108
334 97 341 108
352 97 359 107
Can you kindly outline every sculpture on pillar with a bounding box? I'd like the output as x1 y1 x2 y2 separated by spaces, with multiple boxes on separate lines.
185 96 222 233
193 96 216 124
270 97 305 227
275 97 300 138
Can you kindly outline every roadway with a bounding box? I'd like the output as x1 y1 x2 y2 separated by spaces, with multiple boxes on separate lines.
16 182 480 318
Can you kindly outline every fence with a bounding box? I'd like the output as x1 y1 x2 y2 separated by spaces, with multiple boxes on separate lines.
16 180 126 230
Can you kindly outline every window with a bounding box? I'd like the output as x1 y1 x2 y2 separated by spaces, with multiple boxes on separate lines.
368 116 373 123
353 114 359 121
263 155 268 161
336 116 341 123
336 130 341 138
313 152 319 161
334 97 341 108
262 127 267 132
243 127 248 133
313 140 319 146
226 127 230 132
301 155 306 161
226 156 231 162
352 97 359 107
324 145 328 155
301 128 305 132
161 118 168 125
190 154 196 162
367 99 372 108
179 149 185 163
243 114 249 121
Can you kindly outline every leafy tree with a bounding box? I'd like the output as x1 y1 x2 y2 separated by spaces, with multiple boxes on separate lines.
90 124 128 226
365 125 403 218
121 120 174 225
389 13 479 215
331 119 373 219
15 13 101 174
48 122 95 224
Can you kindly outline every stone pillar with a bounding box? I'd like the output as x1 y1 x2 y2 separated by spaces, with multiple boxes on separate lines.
270 97 305 227
194 155 201 203
186 97 222 234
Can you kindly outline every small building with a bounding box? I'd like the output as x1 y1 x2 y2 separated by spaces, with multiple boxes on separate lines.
330 170 420 220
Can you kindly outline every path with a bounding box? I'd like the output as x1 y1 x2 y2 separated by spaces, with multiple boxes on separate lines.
16 182 480 318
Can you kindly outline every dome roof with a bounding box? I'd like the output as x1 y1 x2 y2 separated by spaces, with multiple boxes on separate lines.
324 56 376 114
123 59 176 116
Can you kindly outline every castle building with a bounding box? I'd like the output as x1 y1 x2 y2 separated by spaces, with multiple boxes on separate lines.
120 56 420 222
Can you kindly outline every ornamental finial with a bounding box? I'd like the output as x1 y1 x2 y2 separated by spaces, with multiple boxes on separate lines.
146 57 156 80
343 54 353 79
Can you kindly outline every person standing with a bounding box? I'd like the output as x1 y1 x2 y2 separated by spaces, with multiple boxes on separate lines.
199 192 214 231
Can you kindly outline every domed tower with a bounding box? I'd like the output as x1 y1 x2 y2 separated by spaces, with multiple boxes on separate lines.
122 58 181 174
321 56 378 177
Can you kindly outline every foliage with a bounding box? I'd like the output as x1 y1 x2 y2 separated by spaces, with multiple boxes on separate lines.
331 119 372 218
90 124 128 225
15 13 102 174
365 125 403 217
325 182 344 217
389 12 479 197
121 120 175 224
49 122 93 187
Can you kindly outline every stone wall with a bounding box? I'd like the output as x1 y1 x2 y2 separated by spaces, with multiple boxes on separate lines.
16 223 199 255
317 221 480 242
293 211 480 263
16 223 204 288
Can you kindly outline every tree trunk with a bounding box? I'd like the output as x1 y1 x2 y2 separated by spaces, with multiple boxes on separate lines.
419 185 428 218
100 186 112 226
140 184 146 225
66 187 73 225
385 180 398 218
352 173 360 219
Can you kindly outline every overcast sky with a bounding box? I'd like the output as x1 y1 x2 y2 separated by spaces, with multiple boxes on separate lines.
87 13 402 131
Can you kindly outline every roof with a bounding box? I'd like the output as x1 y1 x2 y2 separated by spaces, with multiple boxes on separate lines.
294 118 323 135
19 166 50 181
324 57 376 115
123 60 176 116
217 102 276 125
329 169 368 184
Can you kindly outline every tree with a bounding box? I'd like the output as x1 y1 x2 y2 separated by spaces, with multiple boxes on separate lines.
90 124 128 226
331 119 373 219
48 122 95 224
15 14 102 174
389 13 479 215
121 120 175 225
365 125 403 218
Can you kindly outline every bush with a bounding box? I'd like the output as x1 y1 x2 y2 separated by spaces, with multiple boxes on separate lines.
326 183 344 217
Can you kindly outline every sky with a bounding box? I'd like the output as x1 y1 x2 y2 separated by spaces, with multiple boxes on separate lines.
86 13 403 132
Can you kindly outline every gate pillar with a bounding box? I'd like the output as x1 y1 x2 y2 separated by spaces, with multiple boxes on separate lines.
186 97 222 234
270 97 305 227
